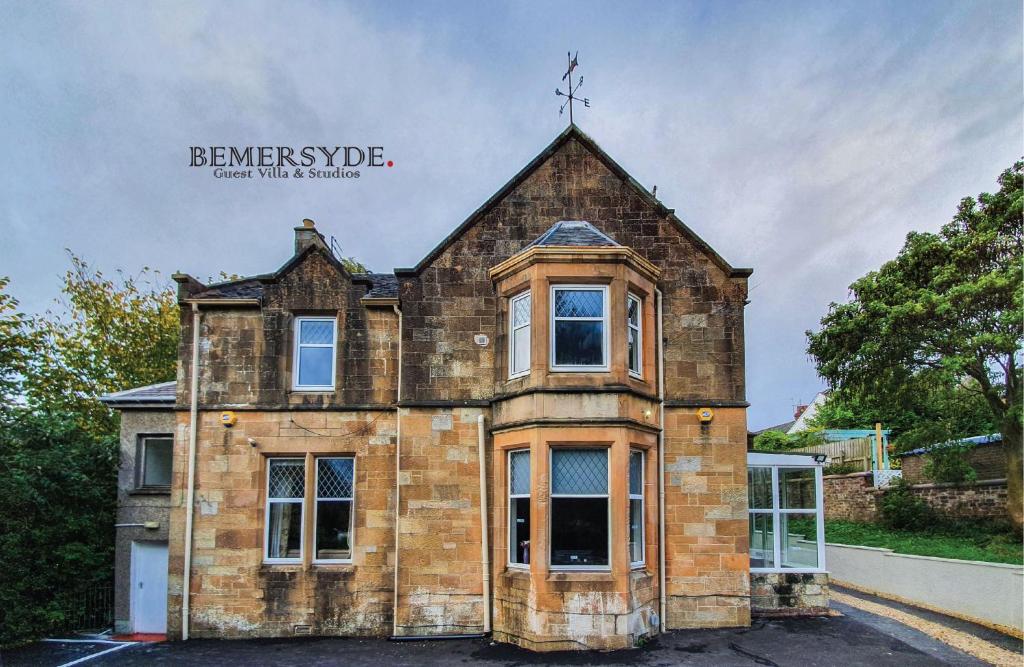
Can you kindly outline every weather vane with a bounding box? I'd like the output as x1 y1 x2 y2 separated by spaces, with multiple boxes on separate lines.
555 51 590 124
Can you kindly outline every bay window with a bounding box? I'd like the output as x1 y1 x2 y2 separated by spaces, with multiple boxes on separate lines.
747 454 825 572
293 316 337 390
627 293 642 378
550 448 609 569
550 286 609 371
508 291 531 378
315 457 354 562
628 450 645 565
266 458 305 562
508 450 531 566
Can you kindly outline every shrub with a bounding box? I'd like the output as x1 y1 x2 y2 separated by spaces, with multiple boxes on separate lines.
879 479 934 530
923 443 978 484
823 461 860 476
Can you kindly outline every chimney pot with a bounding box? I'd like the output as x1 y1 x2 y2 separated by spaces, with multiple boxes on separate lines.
794 405 808 420
303 218 316 229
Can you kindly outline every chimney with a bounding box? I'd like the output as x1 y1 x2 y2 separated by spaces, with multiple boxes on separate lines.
794 405 808 420
294 218 328 255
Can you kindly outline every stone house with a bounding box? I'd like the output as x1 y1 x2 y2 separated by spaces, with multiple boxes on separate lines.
104 125 829 649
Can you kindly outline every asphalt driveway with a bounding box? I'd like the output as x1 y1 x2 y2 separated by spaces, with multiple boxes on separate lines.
0 611 991 667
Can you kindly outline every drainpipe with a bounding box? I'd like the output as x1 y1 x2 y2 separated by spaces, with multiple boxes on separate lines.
656 288 666 634
182 302 202 641
477 414 491 633
391 304 402 638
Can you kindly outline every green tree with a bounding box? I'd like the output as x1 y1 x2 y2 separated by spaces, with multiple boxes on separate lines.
0 412 118 645
24 253 179 438
752 428 826 452
0 277 36 406
807 161 1023 531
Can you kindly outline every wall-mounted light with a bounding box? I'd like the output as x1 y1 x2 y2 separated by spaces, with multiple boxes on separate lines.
813 454 827 464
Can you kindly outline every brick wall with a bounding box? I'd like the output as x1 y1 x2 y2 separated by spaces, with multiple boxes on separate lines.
899 442 1007 484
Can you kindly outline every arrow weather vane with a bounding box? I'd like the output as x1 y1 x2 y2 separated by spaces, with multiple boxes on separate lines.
555 50 589 124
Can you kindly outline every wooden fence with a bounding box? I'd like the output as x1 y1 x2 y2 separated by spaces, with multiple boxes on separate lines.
789 437 874 471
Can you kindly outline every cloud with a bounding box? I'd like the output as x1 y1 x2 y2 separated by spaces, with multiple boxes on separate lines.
0 0 1019 427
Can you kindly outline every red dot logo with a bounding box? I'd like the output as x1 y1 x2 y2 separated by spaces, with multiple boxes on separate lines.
387 160 394 168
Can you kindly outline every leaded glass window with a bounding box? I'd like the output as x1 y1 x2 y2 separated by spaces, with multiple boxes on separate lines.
550 448 609 568
551 286 608 370
293 316 336 389
315 457 354 561
509 292 531 378
266 459 305 561
508 450 530 566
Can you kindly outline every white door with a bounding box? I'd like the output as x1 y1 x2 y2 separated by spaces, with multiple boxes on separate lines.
131 541 168 633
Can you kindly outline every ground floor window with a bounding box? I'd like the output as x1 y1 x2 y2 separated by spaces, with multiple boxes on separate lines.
265 455 356 564
508 449 531 565
747 453 825 572
550 448 609 569
629 449 645 566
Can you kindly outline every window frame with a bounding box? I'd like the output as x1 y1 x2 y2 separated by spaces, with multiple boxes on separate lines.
264 457 306 564
508 291 532 380
136 434 173 490
292 315 338 391
627 293 643 379
629 449 645 568
549 285 610 372
548 447 611 571
507 449 531 569
747 453 826 574
313 456 356 564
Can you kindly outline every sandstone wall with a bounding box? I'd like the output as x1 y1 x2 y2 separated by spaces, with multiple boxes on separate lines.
750 573 829 615
167 409 397 639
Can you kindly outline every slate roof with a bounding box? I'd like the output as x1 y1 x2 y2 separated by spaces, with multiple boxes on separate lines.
526 220 621 249
355 273 399 299
751 420 796 436
100 381 176 406
192 278 266 300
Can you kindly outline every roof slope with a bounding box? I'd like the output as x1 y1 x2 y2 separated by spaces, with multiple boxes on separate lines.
100 380 176 406
526 220 621 248
397 124 752 278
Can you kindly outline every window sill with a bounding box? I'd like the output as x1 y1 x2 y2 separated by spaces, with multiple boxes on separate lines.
289 389 335 394
129 487 171 496
312 560 354 567
546 570 613 582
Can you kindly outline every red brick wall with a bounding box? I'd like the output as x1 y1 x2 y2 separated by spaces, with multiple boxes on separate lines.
823 473 879 523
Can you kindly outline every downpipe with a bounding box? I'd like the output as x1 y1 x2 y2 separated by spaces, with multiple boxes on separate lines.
182 302 202 641
391 304 402 639
656 288 667 633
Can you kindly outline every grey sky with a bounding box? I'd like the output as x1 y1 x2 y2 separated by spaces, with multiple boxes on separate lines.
1 1 1020 428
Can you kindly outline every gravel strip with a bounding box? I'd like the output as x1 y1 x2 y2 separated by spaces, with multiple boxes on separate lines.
832 590 1023 666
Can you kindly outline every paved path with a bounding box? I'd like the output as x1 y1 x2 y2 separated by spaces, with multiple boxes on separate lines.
1 610 992 667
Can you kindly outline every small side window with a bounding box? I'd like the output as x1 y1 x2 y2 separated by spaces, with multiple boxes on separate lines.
627 294 642 378
138 436 173 489
509 292 531 379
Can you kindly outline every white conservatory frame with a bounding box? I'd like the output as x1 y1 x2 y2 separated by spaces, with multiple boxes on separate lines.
747 452 826 574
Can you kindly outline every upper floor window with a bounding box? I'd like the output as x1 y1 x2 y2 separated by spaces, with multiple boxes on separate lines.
550 286 609 372
137 435 172 489
509 291 531 379
293 316 337 390
550 448 609 569
627 293 642 378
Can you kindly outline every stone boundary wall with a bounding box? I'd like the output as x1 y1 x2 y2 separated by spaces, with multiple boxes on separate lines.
823 473 1009 523
898 441 1006 485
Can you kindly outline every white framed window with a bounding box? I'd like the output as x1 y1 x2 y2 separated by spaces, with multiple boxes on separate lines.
549 448 609 570
508 291 531 379
550 285 609 372
137 435 173 489
627 293 642 378
508 449 531 567
293 316 337 390
314 457 355 563
265 458 305 563
747 453 826 573
628 449 645 566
